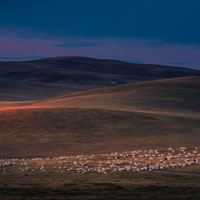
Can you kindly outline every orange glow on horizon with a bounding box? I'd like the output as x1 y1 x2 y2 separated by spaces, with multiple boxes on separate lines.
0 106 74 111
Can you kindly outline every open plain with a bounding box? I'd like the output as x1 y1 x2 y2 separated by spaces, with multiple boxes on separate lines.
0 57 200 199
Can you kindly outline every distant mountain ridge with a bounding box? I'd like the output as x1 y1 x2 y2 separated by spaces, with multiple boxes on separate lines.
0 56 200 101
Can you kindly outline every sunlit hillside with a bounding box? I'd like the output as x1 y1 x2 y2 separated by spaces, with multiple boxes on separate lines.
34 76 200 115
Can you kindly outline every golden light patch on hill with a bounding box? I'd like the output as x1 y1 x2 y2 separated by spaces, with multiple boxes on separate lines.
34 76 200 115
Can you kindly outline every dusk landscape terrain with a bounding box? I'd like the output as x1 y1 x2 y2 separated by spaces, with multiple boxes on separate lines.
0 1 200 199
0 56 199 102
0 57 200 200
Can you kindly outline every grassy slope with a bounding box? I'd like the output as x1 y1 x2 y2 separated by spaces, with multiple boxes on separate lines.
1 75 200 199
34 76 200 115
0 79 95 101
0 107 200 158
1 56 200 101
0 76 199 157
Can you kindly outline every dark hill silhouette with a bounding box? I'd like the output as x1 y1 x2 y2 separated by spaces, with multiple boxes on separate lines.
0 56 200 101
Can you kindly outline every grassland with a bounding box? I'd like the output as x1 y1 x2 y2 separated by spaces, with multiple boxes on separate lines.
1 169 200 200
0 107 200 158
34 76 200 115
1 147 200 200
0 76 200 199
2 56 199 101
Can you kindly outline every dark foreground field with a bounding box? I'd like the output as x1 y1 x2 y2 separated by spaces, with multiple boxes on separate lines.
1 168 200 200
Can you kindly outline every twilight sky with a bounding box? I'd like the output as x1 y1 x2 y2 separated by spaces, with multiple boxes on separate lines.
0 0 200 69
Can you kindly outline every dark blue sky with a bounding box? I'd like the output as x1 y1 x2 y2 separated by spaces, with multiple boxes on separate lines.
0 0 199 69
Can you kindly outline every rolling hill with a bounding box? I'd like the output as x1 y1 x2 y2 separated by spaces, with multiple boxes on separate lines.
0 56 200 101
34 76 200 115
0 57 200 158
0 76 199 158
0 107 200 158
